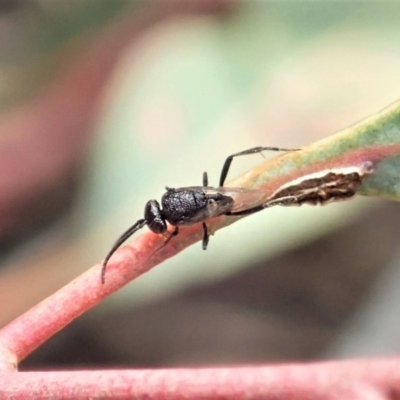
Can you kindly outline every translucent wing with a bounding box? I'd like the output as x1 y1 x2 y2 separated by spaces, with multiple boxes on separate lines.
201 186 267 213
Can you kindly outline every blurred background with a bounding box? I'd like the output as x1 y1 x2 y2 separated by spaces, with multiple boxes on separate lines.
0 0 400 369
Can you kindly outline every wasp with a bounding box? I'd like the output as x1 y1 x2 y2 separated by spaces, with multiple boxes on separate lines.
101 147 295 283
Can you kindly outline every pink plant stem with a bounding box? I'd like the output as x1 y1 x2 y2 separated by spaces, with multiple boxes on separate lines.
0 99 399 394
0 358 400 399
0 143 392 369
0 228 200 369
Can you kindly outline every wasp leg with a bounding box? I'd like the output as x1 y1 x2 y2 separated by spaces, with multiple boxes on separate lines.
203 171 208 187
163 226 179 247
219 146 299 187
202 222 209 250
226 196 298 217
150 226 179 258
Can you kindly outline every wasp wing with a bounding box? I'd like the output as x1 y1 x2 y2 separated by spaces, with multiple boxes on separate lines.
200 187 267 213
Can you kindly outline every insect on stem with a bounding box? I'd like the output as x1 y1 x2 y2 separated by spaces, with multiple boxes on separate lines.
101 146 295 283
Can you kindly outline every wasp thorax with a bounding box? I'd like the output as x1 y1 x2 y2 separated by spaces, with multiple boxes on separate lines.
145 200 167 234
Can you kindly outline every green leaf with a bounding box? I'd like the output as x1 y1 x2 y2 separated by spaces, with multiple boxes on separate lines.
229 101 400 203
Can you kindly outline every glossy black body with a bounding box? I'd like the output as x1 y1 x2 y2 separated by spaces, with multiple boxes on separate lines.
162 187 234 226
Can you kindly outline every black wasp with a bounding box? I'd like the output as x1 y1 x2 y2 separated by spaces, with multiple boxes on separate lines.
101 146 296 283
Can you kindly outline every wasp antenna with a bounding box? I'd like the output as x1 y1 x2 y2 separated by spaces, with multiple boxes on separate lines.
101 219 146 284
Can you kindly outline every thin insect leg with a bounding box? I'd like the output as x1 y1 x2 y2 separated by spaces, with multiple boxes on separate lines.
156 226 179 252
203 171 208 187
101 219 146 284
149 226 179 260
226 196 298 217
262 196 299 208
219 146 299 187
202 222 209 250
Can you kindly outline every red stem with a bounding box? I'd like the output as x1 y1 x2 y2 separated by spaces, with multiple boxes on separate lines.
0 144 389 368
0 229 198 367
1 358 400 399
